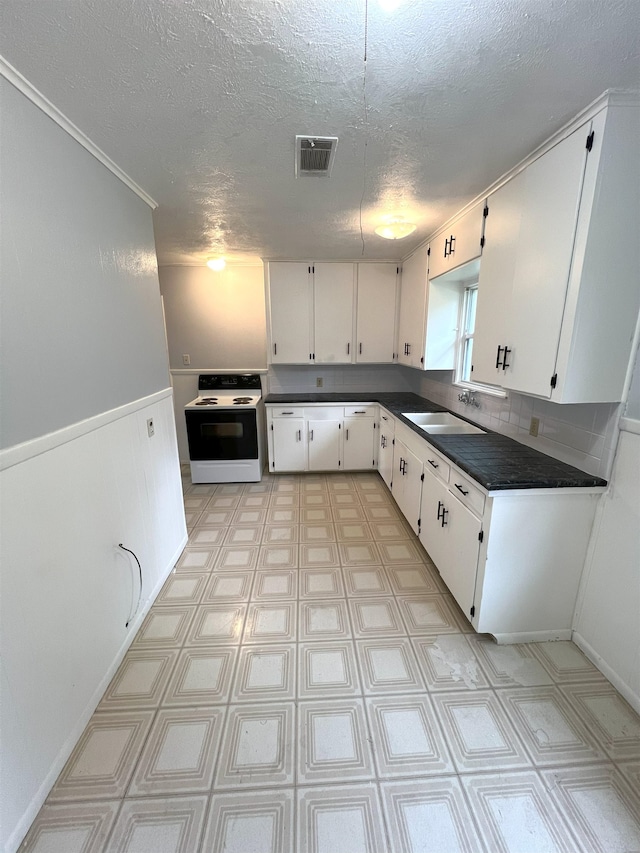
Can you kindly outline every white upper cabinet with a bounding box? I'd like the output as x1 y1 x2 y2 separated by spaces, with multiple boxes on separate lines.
267 261 398 365
397 248 428 368
355 264 399 363
314 263 355 364
472 172 526 385
473 99 640 402
428 199 486 280
267 262 313 364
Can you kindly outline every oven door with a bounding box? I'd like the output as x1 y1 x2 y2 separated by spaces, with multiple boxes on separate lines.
186 409 259 460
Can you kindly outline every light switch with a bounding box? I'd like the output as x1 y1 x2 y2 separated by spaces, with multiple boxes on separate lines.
182 354 191 365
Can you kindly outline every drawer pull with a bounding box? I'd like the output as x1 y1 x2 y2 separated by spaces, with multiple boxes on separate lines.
353 410 366 414
428 459 439 469
381 415 388 421
454 483 469 496
281 411 294 415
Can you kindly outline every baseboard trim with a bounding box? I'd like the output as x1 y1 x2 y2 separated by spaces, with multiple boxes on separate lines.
490 629 573 645
572 631 640 716
6 533 188 853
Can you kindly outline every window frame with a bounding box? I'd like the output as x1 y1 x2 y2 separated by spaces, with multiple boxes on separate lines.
454 279 507 398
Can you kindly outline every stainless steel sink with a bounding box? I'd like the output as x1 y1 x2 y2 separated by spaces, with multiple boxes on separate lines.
402 412 486 435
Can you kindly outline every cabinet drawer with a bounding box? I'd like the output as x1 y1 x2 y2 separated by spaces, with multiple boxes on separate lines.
305 407 344 420
270 407 306 418
423 448 450 484
449 472 486 517
343 405 377 417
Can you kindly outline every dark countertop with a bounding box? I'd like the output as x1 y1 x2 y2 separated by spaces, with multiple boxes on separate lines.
264 392 608 491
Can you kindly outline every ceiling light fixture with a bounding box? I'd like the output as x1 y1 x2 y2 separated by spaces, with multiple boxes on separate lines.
206 258 226 271
374 219 417 240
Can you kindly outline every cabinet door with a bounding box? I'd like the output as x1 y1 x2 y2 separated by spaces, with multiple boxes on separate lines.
307 419 342 471
393 439 423 534
271 418 306 471
268 263 313 364
472 173 525 385
343 418 376 470
420 470 481 619
314 263 355 364
428 200 485 280
356 264 398 363
377 414 395 489
397 249 428 367
503 124 590 397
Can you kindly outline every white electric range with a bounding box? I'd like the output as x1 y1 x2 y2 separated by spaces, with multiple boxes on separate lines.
184 374 265 483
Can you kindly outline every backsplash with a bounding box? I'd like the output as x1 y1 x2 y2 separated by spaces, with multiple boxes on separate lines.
266 365 621 480
405 369 621 481
266 365 413 395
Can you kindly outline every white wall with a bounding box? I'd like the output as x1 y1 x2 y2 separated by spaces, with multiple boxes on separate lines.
159 263 267 370
573 424 640 713
0 73 186 853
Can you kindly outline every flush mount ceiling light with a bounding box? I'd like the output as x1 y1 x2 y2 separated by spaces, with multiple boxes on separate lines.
374 218 417 240
206 258 226 271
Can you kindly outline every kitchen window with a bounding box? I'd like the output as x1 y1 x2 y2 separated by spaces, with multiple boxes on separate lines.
455 281 505 396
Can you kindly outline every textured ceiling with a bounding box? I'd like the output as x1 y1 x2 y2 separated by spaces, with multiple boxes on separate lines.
1 0 639 265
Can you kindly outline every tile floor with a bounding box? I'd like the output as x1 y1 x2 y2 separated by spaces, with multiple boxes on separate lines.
21 470 640 853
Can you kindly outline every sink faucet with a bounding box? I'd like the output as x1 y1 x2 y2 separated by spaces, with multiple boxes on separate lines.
458 389 480 407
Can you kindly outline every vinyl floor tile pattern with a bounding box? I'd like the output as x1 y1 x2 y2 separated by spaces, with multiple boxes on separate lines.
21 470 640 853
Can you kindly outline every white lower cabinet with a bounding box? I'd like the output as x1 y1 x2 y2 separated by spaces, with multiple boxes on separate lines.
386 420 600 641
267 405 378 472
308 418 341 470
343 417 376 470
391 437 423 535
419 468 482 619
417 452 600 640
377 410 395 489
270 415 306 472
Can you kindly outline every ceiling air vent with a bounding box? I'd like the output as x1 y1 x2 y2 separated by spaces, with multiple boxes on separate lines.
295 135 338 177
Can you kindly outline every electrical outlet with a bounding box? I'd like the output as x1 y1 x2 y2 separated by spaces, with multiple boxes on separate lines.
182 354 191 365
147 418 155 438
316 377 323 388
529 416 539 437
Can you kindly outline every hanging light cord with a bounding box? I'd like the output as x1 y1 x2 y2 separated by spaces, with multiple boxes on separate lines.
119 543 142 628
359 0 369 257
